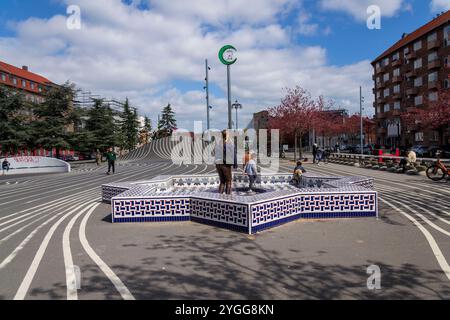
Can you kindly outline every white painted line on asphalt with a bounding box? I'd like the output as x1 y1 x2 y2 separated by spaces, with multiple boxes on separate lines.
78 204 135 300
13 200 99 300
63 202 98 300
383 195 450 237
381 197 450 282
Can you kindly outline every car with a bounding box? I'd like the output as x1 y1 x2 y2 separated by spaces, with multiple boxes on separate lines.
411 145 430 157
428 145 450 159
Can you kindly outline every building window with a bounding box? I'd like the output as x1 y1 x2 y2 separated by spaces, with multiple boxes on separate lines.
377 91 382 99
383 104 390 112
393 68 400 77
394 101 401 109
392 52 399 61
393 84 400 93
427 32 437 42
445 79 449 89
13 77 17 85
428 71 438 83
414 77 423 87
384 88 390 97
404 47 410 58
414 58 422 69
430 131 439 142
428 52 438 63
22 80 26 88
444 26 450 46
383 73 390 82
38 86 42 93
30 82 35 90
1 73 5 81
415 95 423 106
429 91 438 102
383 57 389 66
415 132 424 142
413 40 422 51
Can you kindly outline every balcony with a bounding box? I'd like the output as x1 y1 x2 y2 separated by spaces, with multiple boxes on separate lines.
377 112 387 120
405 52 417 60
378 97 386 104
392 76 402 83
406 106 418 113
378 128 387 135
375 67 383 75
406 88 419 96
405 70 417 78
428 81 438 90
392 110 401 116
378 81 387 89
427 40 440 50
393 93 402 100
428 60 441 70
392 59 402 67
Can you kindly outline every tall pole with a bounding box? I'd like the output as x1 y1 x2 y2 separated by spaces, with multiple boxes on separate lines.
235 108 238 129
360 86 364 155
205 59 210 130
227 65 232 130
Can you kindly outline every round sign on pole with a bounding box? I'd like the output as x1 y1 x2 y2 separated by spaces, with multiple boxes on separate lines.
219 45 237 65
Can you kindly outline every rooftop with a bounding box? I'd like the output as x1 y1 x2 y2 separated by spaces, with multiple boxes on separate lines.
372 10 450 64
0 60 53 85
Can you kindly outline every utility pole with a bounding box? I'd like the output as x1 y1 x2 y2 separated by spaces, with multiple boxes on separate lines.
227 65 232 130
360 86 364 155
205 59 211 130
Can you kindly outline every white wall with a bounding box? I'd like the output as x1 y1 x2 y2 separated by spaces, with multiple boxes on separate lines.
1 156 71 175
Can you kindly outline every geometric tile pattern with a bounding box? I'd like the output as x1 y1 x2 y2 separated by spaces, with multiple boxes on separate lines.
102 172 378 234
251 192 377 231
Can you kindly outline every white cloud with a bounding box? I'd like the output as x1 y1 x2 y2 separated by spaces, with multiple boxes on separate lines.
0 0 374 130
320 0 405 21
431 0 450 12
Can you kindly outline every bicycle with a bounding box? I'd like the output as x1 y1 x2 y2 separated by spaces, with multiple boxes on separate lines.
426 151 450 181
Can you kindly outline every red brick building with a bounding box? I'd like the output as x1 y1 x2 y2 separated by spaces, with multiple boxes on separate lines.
371 10 450 147
0 60 55 104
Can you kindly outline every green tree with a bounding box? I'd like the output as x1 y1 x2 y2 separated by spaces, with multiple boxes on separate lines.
32 82 76 158
83 99 118 152
120 98 139 151
158 103 177 136
0 87 30 154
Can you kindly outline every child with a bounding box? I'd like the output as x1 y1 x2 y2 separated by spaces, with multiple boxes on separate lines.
244 153 258 191
292 161 306 186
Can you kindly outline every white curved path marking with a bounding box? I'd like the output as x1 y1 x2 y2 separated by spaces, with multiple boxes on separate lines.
13 200 97 300
63 202 99 300
381 197 450 282
79 204 135 300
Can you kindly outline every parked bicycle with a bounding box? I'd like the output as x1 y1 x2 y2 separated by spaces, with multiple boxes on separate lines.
426 151 450 181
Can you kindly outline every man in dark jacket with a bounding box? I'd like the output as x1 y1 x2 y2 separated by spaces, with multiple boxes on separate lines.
312 143 318 164
105 147 117 175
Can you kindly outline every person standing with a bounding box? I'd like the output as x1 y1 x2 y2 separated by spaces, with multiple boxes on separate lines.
312 143 318 164
95 149 102 166
215 130 235 195
105 147 117 175
2 158 10 175
244 153 258 191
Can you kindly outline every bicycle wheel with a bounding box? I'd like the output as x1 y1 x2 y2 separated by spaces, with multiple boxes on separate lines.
426 165 446 181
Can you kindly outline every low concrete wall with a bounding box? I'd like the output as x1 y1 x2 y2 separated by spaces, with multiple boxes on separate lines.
1 156 71 175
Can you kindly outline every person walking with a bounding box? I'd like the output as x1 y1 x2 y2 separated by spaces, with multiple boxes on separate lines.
244 152 258 192
105 147 117 175
95 149 102 166
312 143 318 164
215 130 235 195
2 158 11 175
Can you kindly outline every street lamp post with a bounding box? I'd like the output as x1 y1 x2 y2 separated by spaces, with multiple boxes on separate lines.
232 100 242 130
204 59 211 130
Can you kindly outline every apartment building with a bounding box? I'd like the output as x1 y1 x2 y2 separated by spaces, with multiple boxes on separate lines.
371 10 450 147
0 60 55 104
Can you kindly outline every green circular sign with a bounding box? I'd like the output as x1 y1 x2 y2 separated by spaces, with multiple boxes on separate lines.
219 45 237 65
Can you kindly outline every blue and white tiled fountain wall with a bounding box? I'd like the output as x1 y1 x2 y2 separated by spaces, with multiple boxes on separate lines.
102 173 378 234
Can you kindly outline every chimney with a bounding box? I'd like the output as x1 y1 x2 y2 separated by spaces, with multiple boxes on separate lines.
22 66 28 71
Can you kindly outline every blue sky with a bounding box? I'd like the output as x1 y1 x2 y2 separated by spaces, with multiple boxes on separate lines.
0 0 449 129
